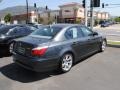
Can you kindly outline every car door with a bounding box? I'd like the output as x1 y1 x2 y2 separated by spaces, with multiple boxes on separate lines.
80 26 99 54
65 26 86 60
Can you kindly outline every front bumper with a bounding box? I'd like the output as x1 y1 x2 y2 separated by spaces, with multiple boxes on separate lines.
13 53 60 72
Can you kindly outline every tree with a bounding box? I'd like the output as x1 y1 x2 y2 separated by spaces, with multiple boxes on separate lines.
38 17 44 24
75 18 81 24
4 13 12 23
114 17 120 22
94 19 100 26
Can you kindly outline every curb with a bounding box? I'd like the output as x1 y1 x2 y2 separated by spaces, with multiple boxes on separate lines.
107 44 120 48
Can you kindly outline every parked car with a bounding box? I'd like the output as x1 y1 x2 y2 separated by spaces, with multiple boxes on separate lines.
0 24 5 27
0 25 38 54
27 23 43 29
13 24 107 73
101 22 109 27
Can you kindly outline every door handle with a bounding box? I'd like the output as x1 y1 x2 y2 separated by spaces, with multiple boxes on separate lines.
88 39 91 41
72 41 78 45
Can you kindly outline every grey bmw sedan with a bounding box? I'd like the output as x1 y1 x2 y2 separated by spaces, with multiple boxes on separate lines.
13 24 107 73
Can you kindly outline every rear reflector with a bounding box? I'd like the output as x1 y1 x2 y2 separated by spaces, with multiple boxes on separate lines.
32 46 48 56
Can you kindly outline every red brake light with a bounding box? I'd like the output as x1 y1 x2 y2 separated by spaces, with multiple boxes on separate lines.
32 47 48 56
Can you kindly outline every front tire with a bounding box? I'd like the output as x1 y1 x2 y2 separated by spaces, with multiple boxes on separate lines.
59 53 73 73
100 40 107 52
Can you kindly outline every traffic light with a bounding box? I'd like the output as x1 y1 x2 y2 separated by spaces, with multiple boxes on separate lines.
102 3 105 8
93 0 100 7
34 3 36 8
82 0 85 8
46 6 48 10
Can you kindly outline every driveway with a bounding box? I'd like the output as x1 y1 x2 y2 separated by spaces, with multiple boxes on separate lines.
0 47 120 90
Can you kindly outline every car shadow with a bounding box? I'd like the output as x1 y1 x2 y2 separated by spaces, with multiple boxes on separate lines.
0 47 10 58
0 52 10 58
0 63 61 83
0 51 100 83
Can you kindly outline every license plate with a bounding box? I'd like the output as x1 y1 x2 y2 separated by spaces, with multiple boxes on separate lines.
18 47 25 54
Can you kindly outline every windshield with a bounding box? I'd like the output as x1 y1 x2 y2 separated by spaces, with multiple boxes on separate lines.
31 26 63 38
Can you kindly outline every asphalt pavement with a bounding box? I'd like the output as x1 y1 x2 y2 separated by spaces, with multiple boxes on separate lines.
94 24 120 41
0 47 120 90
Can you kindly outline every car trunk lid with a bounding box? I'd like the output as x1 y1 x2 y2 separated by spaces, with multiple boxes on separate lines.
14 35 51 57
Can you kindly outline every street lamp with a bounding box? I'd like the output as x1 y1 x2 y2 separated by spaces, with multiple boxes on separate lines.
26 0 29 24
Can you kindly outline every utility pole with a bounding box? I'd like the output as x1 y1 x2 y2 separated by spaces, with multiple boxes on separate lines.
82 0 88 26
34 3 38 24
90 0 94 30
26 0 29 24
55 14 57 24
84 0 88 26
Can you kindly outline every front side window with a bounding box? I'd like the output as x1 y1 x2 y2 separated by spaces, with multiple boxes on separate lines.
80 26 93 37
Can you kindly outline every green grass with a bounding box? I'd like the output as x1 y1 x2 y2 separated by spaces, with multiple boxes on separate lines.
107 40 120 45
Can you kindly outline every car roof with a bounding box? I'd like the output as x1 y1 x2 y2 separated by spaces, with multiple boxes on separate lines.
51 24 84 28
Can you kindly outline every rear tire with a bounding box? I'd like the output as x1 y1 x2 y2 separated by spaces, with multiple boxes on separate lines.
9 42 14 54
59 53 73 73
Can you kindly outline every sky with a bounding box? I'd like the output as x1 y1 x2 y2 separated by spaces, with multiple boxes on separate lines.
0 0 120 16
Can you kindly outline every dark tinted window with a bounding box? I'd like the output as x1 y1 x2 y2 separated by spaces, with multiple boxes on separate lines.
28 26 37 31
0 25 16 34
80 26 93 36
31 26 62 38
7 28 19 35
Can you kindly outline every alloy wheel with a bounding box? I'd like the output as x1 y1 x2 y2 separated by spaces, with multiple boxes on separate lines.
9 43 14 54
61 54 73 72
101 40 106 51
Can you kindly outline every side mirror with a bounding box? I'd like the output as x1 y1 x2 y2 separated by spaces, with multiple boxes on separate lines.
93 32 98 36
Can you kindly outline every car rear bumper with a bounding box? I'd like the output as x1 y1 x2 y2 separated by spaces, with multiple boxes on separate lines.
13 53 60 72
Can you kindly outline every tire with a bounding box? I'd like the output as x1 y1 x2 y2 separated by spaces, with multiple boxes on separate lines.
9 42 14 54
59 53 73 73
99 40 107 52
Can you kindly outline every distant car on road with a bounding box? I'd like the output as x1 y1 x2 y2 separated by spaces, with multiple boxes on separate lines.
0 25 38 54
101 22 109 27
13 24 107 73
27 23 43 29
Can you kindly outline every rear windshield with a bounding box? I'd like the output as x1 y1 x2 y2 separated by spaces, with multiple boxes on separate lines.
31 26 63 38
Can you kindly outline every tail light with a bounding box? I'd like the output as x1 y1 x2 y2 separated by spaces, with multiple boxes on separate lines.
31 46 48 56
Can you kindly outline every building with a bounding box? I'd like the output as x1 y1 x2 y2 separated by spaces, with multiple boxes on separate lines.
41 2 109 24
0 6 46 24
40 10 59 24
88 11 110 20
11 11 38 24
59 2 84 23
0 3 110 24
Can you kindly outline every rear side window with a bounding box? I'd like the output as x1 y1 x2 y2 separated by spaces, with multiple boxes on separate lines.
65 27 84 39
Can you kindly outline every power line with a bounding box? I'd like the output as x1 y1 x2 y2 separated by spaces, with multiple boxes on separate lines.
100 6 120 9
